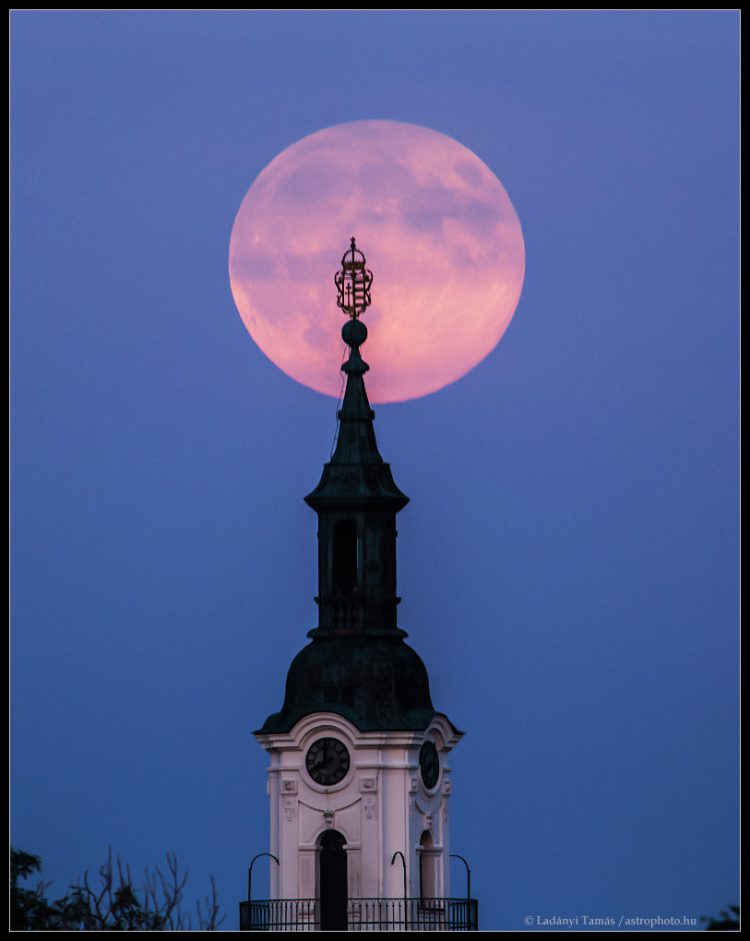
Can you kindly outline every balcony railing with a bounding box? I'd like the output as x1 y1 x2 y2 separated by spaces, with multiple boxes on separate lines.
239 898 479 931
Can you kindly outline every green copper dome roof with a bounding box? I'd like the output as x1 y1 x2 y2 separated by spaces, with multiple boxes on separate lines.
257 636 437 734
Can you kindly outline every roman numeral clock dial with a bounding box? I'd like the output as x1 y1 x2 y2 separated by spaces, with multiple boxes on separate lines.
306 737 350 786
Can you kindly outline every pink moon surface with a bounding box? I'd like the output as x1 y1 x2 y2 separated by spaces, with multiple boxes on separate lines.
228 120 525 403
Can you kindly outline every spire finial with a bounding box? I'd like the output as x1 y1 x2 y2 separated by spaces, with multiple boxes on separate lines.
334 236 373 320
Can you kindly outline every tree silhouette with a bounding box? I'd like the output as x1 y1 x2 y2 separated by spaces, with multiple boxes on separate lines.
10 846 224 931
701 905 740 932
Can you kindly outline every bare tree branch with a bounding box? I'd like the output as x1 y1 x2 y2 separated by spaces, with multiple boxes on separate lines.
11 847 223 931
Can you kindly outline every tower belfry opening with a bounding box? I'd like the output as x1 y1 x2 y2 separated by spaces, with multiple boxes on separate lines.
242 239 478 931
332 520 358 595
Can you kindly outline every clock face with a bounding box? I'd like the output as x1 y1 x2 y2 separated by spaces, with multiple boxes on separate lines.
306 737 350 786
419 741 440 789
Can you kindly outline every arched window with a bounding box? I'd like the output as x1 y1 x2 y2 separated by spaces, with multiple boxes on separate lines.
332 520 358 595
419 831 436 900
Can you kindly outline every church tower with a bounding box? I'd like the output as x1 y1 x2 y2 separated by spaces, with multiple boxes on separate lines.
243 241 477 931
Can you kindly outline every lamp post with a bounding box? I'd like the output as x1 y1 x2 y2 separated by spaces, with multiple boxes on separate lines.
247 852 279 903
450 853 471 901
390 851 408 929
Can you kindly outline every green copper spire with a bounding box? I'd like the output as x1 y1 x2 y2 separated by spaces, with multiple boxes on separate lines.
257 239 444 735
305 241 408 510
304 316 408 510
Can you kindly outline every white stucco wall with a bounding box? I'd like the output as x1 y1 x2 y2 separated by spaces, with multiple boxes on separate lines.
255 712 462 902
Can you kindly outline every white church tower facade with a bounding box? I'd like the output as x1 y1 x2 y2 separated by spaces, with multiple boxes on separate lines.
243 241 477 931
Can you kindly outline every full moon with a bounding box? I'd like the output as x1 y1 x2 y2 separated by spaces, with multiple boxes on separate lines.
229 120 525 403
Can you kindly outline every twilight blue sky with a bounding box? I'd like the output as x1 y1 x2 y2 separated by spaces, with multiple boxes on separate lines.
11 10 738 930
